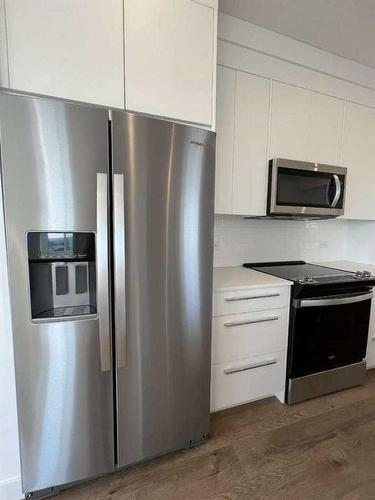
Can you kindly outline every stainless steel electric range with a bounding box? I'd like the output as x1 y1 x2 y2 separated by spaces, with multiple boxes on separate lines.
243 261 375 404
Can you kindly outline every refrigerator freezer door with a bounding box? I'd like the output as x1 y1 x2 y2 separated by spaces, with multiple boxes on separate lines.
0 94 114 493
112 112 215 466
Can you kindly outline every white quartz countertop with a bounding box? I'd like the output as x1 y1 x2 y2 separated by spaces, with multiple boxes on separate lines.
213 261 375 293
316 261 375 274
213 266 293 292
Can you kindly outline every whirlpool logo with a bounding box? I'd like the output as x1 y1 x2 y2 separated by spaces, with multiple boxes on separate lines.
190 140 206 147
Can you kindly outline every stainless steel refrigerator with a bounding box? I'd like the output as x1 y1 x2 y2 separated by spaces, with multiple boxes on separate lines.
0 93 215 496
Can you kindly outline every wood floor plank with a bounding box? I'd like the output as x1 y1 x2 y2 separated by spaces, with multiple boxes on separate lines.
57 370 375 499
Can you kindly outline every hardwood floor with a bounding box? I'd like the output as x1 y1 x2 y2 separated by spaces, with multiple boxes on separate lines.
58 370 375 499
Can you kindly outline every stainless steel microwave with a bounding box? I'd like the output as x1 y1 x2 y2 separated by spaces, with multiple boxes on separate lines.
267 158 347 218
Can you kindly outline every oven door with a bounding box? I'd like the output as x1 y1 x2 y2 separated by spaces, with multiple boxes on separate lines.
268 158 346 216
290 290 373 378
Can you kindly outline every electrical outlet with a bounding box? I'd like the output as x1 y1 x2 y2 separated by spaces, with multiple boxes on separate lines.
319 240 328 249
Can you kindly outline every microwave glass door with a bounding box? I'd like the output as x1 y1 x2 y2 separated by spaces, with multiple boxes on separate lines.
276 167 345 209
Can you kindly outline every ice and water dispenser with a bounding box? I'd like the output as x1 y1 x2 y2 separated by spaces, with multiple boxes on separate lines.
27 232 97 320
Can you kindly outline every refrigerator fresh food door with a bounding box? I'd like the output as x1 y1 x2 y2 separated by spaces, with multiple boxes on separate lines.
112 111 215 467
0 94 114 494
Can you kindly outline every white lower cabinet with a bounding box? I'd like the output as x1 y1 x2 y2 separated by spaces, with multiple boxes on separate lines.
213 286 289 316
212 308 288 364
211 283 290 412
211 351 286 412
366 302 375 368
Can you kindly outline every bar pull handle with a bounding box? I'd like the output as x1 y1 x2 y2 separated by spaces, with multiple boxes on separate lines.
97 173 111 372
330 174 341 208
224 358 277 375
113 174 127 369
224 316 278 327
294 291 373 308
225 293 280 302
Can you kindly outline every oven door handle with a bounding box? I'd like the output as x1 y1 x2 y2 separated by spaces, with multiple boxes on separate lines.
294 291 373 308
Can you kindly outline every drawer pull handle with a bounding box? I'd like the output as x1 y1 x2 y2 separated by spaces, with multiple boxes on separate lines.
225 293 280 302
224 316 279 327
224 359 277 375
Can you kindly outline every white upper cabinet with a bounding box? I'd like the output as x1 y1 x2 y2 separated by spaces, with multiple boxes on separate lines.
215 75 349 216
3 0 217 125
124 0 217 127
215 65 235 213
232 72 270 215
342 102 375 220
270 82 344 165
215 67 270 215
5 0 125 108
0 0 8 88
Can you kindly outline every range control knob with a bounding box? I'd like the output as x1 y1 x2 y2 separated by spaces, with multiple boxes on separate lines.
355 271 364 278
298 275 314 284
363 270 372 278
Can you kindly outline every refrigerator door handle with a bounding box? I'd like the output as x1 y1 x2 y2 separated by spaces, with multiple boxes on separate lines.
113 173 127 368
97 173 111 372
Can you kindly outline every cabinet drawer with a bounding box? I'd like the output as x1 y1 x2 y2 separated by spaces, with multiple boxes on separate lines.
212 308 288 364
366 305 375 368
366 333 375 368
211 351 286 412
213 286 289 317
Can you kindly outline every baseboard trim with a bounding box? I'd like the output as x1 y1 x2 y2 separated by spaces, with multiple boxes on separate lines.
0 476 23 500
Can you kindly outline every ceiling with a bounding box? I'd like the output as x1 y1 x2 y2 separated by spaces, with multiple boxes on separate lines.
218 0 375 69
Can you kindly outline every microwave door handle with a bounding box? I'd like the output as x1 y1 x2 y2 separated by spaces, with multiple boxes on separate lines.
330 174 341 208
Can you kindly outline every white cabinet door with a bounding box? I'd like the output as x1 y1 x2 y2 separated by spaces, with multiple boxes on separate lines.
0 0 8 88
232 72 270 215
211 350 286 412
341 102 375 220
366 302 375 368
124 0 216 126
5 0 124 108
270 82 344 165
215 69 270 215
215 65 235 213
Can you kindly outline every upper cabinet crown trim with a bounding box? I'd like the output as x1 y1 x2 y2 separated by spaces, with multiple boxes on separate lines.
218 13 375 92
0 0 9 88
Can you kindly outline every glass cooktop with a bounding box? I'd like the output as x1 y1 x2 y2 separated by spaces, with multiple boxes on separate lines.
243 261 371 284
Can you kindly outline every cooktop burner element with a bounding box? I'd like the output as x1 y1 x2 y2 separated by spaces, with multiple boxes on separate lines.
243 261 375 287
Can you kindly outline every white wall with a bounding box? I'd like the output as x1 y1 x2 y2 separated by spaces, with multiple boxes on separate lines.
214 215 350 267
0 178 22 500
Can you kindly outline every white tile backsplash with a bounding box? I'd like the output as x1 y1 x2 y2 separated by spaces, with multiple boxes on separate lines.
347 220 375 265
214 215 350 267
